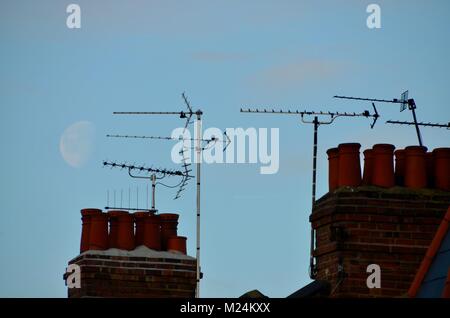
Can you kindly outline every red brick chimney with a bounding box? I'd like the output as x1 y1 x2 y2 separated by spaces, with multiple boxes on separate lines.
66 210 196 298
312 144 450 297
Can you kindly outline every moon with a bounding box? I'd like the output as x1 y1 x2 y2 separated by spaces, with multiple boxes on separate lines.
59 121 95 168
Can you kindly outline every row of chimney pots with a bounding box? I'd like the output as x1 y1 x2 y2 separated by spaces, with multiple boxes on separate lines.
79 209 187 254
327 144 450 191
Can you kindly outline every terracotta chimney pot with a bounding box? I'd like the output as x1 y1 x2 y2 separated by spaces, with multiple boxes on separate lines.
159 213 179 250
88 213 109 251
337 143 362 187
143 214 161 250
433 148 450 191
372 144 395 188
405 146 428 189
327 147 339 191
167 236 187 255
108 210 134 250
80 208 102 253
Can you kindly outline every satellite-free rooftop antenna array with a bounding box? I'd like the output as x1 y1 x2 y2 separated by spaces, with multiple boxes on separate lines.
103 161 193 212
106 133 231 153
240 105 380 280
106 187 153 212
106 132 231 200
334 90 425 146
112 92 203 298
386 120 450 130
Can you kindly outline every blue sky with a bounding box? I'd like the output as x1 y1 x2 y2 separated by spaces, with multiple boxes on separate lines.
0 0 449 297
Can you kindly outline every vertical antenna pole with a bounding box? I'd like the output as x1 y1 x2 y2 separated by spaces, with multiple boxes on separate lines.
151 174 156 210
311 117 318 207
410 107 423 146
120 189 123 208
195 113 202 298
310 116 319 279
107 190 109 207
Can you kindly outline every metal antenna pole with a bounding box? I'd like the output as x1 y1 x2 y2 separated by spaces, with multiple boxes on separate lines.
310 116 319 278
311 117 319 206
151 174 156 210
240 107 378 281
195 113 202 298
410 106 423 146
111 93 203 297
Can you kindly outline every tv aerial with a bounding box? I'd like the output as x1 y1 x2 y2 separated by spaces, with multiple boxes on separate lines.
240 105 380 280
106 187 154 212
386 120 450 130
103 161 192 212
334 90 425 146
111 92 204 298
106 133 231 152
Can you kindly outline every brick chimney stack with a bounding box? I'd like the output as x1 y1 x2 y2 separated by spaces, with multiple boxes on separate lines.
313 144 450 297
66 210 196 298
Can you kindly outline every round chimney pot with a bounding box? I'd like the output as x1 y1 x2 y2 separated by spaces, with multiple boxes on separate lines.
433 147 450 191
143 214 161 250
80 208 102 253
107 210 134 250
337 143 362 187
167 236 187 255
88 213 109 251
372 144 395 188
107 210 126 249
159 213 179 250
327 147 339 192
405 146 428 189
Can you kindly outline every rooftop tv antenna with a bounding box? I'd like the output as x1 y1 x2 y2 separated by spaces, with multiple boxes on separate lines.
106 132 231 200
386 120 450 130
106 133 231 152
105 188 152 211
112 92 203 297
103 161 192 212
240 105 379 280
334 90 424 146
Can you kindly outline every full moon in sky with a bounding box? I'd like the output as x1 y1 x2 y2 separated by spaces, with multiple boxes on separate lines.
59 121 95 168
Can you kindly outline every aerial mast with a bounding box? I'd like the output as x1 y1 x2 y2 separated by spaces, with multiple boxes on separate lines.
241 105 379 278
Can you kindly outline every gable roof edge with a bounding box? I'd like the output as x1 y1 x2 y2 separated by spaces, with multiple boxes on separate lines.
408 206 450 297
